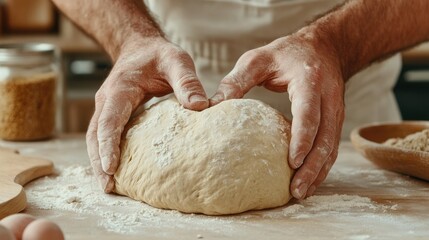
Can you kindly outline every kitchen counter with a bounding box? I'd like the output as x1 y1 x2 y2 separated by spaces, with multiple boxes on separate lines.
0 135 428 240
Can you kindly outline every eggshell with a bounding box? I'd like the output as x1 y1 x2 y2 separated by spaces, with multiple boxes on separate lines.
0 214 36 240
0 224 16 240
22 219 64 240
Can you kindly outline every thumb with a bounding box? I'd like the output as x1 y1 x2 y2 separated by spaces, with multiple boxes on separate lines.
165 52 208 111
209 49 272 106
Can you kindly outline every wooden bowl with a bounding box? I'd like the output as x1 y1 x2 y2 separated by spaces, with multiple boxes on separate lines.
350 121 429 181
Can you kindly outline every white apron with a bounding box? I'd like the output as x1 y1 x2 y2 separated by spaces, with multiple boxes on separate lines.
145 0 402 139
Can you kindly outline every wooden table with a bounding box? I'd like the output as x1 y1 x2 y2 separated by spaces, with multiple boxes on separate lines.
1 135 428 240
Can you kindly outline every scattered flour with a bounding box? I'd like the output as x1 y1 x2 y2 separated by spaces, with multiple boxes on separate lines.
327 168 416 187
25 165 402 235
261 194 395 219
26 165 234 234
383 129 429 152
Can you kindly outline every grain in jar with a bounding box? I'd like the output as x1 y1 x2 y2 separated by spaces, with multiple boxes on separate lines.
0 43 61 141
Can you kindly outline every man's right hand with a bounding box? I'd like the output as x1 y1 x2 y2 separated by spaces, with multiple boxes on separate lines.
87 38 209 192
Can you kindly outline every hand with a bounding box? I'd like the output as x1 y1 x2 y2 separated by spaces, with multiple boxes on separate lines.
87 38 209 192
210 30 345 199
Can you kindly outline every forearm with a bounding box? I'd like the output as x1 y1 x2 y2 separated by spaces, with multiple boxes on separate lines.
304 0 429 80
52 0 163 61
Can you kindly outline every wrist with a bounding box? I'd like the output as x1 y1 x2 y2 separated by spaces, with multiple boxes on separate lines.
293 24 345 80
118 33 166 59
108 24 165 61
99 1 165 61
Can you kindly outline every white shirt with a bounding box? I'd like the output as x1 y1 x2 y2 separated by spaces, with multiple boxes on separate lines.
145 0 402 138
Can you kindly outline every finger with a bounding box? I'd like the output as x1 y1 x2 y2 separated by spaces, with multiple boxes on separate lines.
86 94 114 192
163 51 208 111
290 96 338 199
306 104 344 197
305 151 337 197
97 91 137 175
209 49 274 106
287 77 321 169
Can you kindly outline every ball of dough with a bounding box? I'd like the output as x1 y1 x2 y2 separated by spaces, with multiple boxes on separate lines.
114 98 292 215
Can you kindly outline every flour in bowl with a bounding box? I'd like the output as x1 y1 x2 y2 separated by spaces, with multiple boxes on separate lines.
383 129 429 152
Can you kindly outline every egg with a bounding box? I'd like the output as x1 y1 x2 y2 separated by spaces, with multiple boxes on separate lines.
0 224 15 240
22 219 64 240
0 214 36 240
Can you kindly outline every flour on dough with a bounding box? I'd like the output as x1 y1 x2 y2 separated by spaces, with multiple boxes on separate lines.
114 98 292 215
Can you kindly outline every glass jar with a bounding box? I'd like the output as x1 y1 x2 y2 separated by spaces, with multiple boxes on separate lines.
0 43 63 141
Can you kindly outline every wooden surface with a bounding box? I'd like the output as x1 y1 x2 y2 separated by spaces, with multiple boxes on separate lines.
0 134 428 240
0 148 53 219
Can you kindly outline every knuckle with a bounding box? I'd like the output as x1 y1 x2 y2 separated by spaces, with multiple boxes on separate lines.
317 159 337 184
94 89 105 103
324 159 335 173
301 166 318 180
224 74 244 90
175 73 199 89
323 78 344 97
328 149 339 165
97 117 113 133
99 137 119 152
89 157 100 173
293 137 313 155
292 116 319 138
217 75 246 99
86 117 98 141
163 47 193 65
98 117 124 139
239 49 271 68
317 138 333 159
301 101 320 118
291 93 320 115
86 126 96 141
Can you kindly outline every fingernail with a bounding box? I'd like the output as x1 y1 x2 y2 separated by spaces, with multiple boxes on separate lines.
307 185 316 197
290 151 304 169
101 177 114 193
210 94 223 104
189 95 209 110
101 157 114 175
293 182 308 199
189 94 207 103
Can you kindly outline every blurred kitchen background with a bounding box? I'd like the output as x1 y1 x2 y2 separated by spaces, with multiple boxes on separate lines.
0 0 110 133
0 0 428 133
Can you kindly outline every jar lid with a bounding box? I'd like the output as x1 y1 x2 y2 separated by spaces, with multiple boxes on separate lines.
0 43 56 57
0 43 57 66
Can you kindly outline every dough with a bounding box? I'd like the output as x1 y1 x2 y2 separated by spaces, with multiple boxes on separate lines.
114 98 292 215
